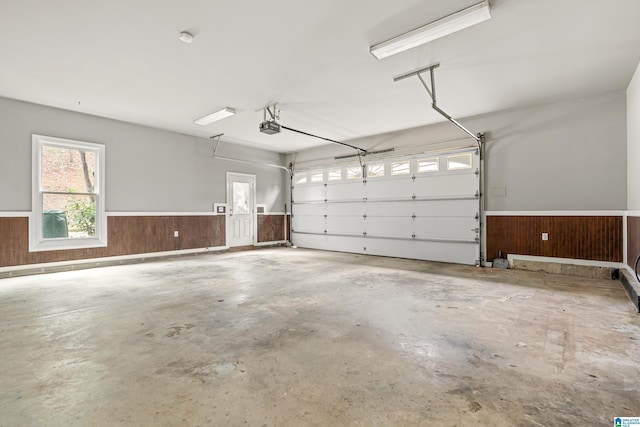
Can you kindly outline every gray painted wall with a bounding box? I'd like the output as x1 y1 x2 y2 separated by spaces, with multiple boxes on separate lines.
288 91 627 211
628 63 640 211
0 97 286 213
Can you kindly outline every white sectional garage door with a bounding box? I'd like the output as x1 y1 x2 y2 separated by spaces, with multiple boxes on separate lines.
291 148 481 265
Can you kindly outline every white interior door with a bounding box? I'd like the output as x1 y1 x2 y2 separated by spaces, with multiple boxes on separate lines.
227 172 255 247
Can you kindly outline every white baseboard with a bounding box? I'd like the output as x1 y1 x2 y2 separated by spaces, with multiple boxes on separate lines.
506 254 625 270
0 246 229 274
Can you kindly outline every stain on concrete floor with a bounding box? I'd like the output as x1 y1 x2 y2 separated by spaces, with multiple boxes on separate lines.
0 247 638 426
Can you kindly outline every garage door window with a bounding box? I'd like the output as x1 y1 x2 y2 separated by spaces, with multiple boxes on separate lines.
417 158 439 173
367 163 385 178
346 166 362 180
30 134 106 252
294 173 307 185
309 171 324 183
447 153 472 170
327 168 342 181
391 161 410 176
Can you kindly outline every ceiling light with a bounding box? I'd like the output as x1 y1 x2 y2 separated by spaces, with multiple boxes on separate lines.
370 0 491 60
178 31 194 44
194 107 236 126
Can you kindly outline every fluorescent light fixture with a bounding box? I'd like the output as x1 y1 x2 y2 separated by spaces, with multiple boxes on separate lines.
193 107 236 126
370 0 491 60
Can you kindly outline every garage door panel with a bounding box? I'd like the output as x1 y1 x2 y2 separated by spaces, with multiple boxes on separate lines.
413 217 478 240
413 174 478 198
326 216 364 235
363 238 478 265
294 234 366 254
293 184 325 202
294 203 325 216
326 203 364 217
365 178 413 199
364 217 413 238
292 215 324 233
326 182 364 201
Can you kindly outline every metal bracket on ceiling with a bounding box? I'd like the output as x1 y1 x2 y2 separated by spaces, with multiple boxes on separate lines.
263 104 280 122
394 63 481 150
210 133 224 156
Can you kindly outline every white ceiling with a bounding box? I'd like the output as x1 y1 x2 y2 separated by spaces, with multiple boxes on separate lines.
1 0 639 153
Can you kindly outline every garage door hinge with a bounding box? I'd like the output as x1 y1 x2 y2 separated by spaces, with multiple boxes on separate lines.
475 212 479 220
363 214 367 219
475 168 480 176
474 190 480 198
412 233 416 239
363 231 367 236
324 214 327 218
475 236 480 243
412 194 416 200
411 214 416 220
471 228 480 233
363 197 368 202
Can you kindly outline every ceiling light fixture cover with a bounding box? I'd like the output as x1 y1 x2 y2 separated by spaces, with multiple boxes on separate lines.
178 31 194 44
370 0 491 60
193 107 236 126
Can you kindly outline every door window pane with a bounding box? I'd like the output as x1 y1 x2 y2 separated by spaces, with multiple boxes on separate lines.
233 182 250 214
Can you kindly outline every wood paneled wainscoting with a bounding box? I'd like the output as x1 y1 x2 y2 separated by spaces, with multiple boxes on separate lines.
628 216 640 270
486 213 623 263
257 213 288 244
0 214 226 268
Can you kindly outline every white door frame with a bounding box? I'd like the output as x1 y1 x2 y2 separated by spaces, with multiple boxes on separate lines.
226 172 257 247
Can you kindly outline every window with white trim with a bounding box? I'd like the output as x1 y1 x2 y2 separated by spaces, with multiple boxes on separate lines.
367 163 385 178
30 135 106 252
309 170 324 183
346 165 363 180
327 168 342 181
417 158 439 173
391 161 410 176
447 153 472 170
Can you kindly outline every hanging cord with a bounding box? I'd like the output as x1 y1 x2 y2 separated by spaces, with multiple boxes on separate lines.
280 125 367 156
635 254 640 283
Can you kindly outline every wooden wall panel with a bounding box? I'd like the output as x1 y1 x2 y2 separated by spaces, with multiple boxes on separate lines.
486 216 623 263
628 216 640 269
257 214 286 243
0 215 226 268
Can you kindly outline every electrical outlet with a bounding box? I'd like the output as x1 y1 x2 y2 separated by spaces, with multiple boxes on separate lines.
542 232 548 241
174 230 179 238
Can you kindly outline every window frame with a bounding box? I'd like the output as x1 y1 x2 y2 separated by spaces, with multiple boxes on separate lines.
30 134 107 252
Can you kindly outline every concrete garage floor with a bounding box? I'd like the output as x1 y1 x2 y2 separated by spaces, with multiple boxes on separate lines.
0 248 639 426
